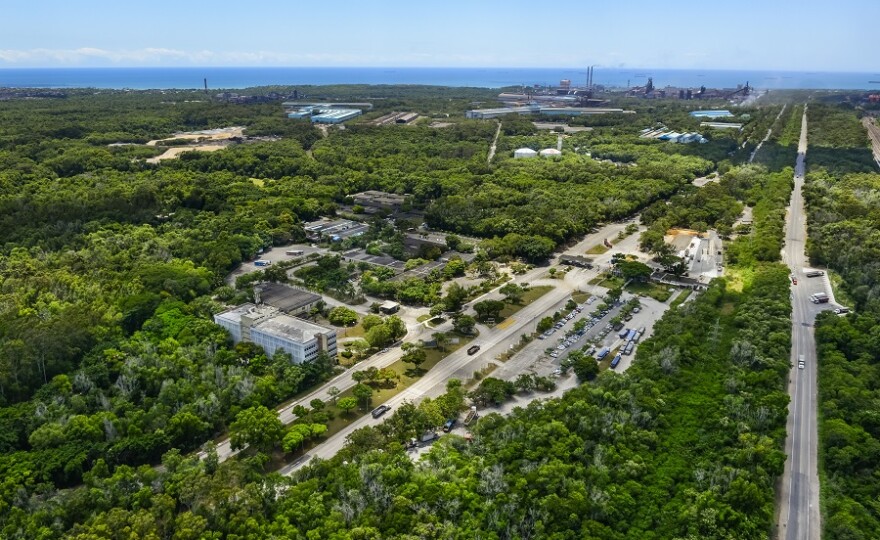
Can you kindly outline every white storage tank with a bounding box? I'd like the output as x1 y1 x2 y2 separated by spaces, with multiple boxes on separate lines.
514 147 538 159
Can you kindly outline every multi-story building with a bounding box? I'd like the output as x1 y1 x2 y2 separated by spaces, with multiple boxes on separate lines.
214 303 337 364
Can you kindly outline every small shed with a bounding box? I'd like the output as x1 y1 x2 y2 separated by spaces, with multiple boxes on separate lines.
514 147 537 159
379 300 400 314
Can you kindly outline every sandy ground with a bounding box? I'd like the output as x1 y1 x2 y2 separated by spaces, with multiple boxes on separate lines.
146 144 229 164
145 126 244 146
692 175 719 187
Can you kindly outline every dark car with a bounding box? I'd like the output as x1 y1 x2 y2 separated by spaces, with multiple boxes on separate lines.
371 405 391 419
443 418 457 432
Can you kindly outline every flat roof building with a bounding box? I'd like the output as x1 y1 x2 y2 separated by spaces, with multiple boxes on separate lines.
379 300 400 314
304 218 369 241
311 108 362 124
214 303 337 363
689 110 734 119
467 106 631 120
254 282 321 317
286 106 363 124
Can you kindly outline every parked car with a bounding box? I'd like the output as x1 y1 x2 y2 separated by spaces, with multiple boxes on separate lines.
834 307 851 314
443 418 457 432
371 405 391 419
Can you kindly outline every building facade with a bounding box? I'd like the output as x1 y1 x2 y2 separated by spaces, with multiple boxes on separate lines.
214 304 337 363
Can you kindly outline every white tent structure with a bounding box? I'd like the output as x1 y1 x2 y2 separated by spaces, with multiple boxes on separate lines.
539 148 562 157
514 147 537 159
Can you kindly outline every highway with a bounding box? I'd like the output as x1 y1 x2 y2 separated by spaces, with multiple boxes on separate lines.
778 106 831 540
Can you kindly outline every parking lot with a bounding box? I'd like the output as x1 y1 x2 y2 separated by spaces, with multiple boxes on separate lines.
225 243 326 284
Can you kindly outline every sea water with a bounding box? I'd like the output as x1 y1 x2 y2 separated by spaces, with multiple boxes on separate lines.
1 66 878 90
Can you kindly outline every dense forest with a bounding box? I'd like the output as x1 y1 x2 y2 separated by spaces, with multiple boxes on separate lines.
806 104 876 175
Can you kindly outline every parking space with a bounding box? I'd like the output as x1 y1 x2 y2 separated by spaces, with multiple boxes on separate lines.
225 243 327 284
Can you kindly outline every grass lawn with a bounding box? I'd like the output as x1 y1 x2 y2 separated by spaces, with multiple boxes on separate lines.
416 314 431 323
723 265 756 293
337 322 365 339
572 291 592 304
626 281 674 302
498 285 554 319
589 274 624 289
586 244 610 255
670 289 693 308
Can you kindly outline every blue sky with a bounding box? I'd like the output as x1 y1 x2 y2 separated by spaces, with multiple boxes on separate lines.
1 0 877 71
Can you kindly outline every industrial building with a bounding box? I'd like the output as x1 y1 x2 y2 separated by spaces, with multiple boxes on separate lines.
286 106 362 124
254 283 321 317
214 304 337 363
282 101 373 110
304 218 369 242
689 110 734 119
639 127 707 144
700 122 743 130
466 106 630 120
514 148 538 159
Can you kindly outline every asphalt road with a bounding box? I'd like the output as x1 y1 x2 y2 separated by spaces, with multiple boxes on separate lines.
778 106 832 540
279 220 642 474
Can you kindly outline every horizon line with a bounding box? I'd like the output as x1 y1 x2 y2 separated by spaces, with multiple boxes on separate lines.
0 65 878 74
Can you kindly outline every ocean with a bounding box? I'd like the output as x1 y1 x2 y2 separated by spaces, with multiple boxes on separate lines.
1 67 878 91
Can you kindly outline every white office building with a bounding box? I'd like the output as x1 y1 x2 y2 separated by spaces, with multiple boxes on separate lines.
214 304 337 363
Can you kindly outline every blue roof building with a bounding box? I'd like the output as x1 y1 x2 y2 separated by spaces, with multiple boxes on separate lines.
689 110 734 119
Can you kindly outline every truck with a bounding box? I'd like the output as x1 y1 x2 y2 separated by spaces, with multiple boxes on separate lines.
467 345 481 355
596 347 610 360
624 329 637 342
286 249 304 256
254 259 271 267
610 354 622 368
624 341 635 355
464 406 479 426
810 292 829 304
618 328 629 339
